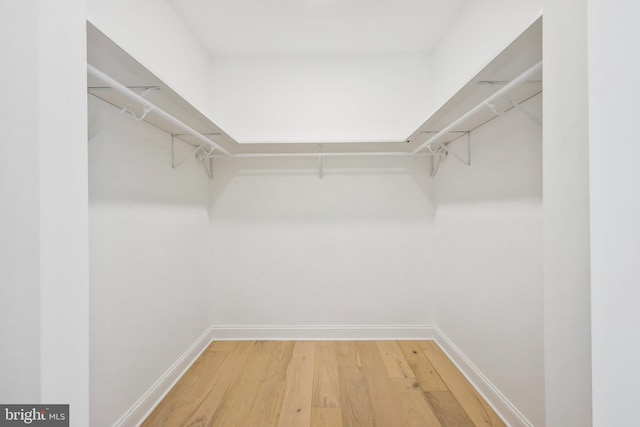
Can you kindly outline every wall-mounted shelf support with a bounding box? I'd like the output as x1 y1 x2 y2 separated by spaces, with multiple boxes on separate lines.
444 131 471 167
171 133 221 169
87 64 232 157
88 103 129 140
171 134 213 169
88 59 539 180
420 131 470 175
200 156 214 179
503 95 542 126
412 61 542 155
430 153 445 177
208 158 214 179
88 86 158 139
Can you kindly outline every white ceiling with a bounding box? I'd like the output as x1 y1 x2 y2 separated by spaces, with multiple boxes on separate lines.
169 0 468 56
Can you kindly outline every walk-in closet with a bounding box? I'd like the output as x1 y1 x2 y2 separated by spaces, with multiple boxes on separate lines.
3 1 637 426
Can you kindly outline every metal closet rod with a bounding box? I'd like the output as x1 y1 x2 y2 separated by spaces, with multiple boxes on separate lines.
87 64 232 157
412 60 543 155
205 151 440 159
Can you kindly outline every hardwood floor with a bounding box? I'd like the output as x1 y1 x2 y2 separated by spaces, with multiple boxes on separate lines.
142 341 505 427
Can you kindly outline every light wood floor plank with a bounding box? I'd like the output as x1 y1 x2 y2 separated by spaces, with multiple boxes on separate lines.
242 341 294 426
175 340 255 427
425 391 476 427
244 380 287 427
397 341 449 392
362 368 409 426
143 341 507 427
335 341 361 367
391 377 444 427
210 341 293 427
312 341 341 408
337 366 375 427
277 341 316 427
354 341 386 370
356 342 409 426
141 347 228 426
419 341 506 427
377 340 416 379
207 340 239 352
311 407 344 427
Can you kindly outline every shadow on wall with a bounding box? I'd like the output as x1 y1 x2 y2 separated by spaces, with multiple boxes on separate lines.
206 93 541 224
88 95 211 207
432 94 542 206
88 94 437 217
206 155 437 224
88 92 541 219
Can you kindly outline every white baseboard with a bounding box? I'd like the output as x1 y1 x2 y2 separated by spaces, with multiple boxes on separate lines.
209 324 437 341
433 327 534 427
114 324 532 427
112 326 215 427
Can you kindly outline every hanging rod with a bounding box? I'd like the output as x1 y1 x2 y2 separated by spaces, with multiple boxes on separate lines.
87 64 232 156
412 60 543 155
203 151 442 159
477 80 542 86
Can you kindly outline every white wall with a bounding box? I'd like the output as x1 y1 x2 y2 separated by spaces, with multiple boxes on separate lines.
588 1 640 425
434 95 544 426
88 96 213 426
86 1 433 144
0 0 42 403
0 1 90 425
430 0 542 115
83 3 553 425
207 0 543 144
543 0 593 426
207 157 437 328
209 54 432 143
38 3 90 421
87 0 212 115
86 0 544 146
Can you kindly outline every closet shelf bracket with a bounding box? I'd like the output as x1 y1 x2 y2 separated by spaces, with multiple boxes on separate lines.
503 95 542 126
172 133 221 178
422 131 471 177
87 64 232 157
430 153 445 177
199 155 214 180
171 134 209 169
412 60 542 155
444 131 471 167
172 134 216 182
88 86 158 140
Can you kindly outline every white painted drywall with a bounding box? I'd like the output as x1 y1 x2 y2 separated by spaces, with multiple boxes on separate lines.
430 0 542 115
588 1 640 425
0 0 42 403
84 3 552 425
87 0 213 115
86 1 544 146
168 0 467 56
88 96 213 426
434 95 544 426
206 1 543 143
38 3 90 424
543 0 593 425
206 156 437 328
208 54 432 143
0 1 90 424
